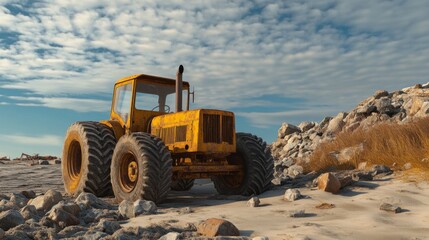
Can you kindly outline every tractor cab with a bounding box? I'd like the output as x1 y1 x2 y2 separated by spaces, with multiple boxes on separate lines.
110 72 190 134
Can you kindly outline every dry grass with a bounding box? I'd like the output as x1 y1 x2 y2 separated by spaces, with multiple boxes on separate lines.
306 117 429 174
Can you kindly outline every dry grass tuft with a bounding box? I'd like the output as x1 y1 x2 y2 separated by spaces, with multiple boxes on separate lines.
306 117 429 174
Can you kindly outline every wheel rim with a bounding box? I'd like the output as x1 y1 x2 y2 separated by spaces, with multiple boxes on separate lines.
119 152 138 193
67 140 82 182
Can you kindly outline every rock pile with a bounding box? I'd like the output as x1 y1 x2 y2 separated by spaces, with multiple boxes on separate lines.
271 83 429 184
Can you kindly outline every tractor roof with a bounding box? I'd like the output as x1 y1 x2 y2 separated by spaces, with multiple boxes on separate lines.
115 74 190 88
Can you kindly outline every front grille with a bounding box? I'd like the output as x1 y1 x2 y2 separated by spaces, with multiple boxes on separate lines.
222 115 234 144
159 127 174 144
203 114 221 143
175 125 187 142
203 113 234 144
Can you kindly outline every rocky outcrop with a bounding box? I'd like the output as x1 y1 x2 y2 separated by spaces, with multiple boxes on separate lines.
272 83 429 183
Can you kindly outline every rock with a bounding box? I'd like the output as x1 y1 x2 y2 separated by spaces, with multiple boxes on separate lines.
317 173 341 194
247 197 260 207
288 209 306 218
352 171 373 181
32 228 57 240
278 123 301 139
96 219 121 234
83 231 109 240
380 203 402 213
39 216 56 228
81 208 118 223
57 225 88 239
48 207 80 228
118 200 134 219
38 160 49 165
159 232 181 240
133 199 157 216
374 90 389 99
326 112 347 134
9 193 28 208
50 201 81 217
20 205 38 220
0 210 25 230
3 229 30 240
403 162 412 170
252 237 269 240
54 159 61 164
178 207 193 215
27 189 62 212
375 97 393 114
197 218 240 237
74 192 111 210
20 191 36 199
271 177 282 186
299 121 315 132
0 228 4 239
371 165 392 175
287 164 304 178
284 189 302 201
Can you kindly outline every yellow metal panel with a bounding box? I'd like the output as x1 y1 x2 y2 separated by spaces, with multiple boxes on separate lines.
100 120 125 141
151 109 236 154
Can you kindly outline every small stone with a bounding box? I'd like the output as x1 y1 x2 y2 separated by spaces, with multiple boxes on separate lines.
54 159 61 164
0 210 25 230
374 90 389 99
50 201 81 217
284 189 302 201
247 197 260 207
403 162 412 170
380 203 402 213
118 200 134 218
96 219 121 234
83 230 109 239
27 189 62 212
252 237 269 240
371 165 392 175
178 207 193 215
271 177 282 186
48 208 80 228
278 123 301 139
20 191 36 199
197 218 240 237
288 209 306 218
317 173 341 194
38 160 49 165
75 192 111 210
287 164 304 178
159 232 181 240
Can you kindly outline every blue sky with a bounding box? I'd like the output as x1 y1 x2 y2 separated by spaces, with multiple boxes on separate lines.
1 1 429 157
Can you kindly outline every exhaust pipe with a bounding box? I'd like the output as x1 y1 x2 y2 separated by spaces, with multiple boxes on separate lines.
176 65 184 112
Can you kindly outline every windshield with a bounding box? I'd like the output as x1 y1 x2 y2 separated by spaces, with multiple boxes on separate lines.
135 81 188 113
114 83 132 123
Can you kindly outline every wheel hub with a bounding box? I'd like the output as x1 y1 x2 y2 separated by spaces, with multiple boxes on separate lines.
127 161 138 182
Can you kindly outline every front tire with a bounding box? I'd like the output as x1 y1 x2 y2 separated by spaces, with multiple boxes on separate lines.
212 133 274 195
111 133 173 203
62 122 116 197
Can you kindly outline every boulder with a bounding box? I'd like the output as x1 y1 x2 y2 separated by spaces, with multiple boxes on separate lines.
48 208 80 228
20 205 38 220
287 164 303 178
38 160 49 165
50 201 81 217
96 219 121 234
284 189 302 201
326 112 347 134
298 121 315 132
374 90 389 99
9 193 28 208
133 199 157 216
197 218 240 237
0 210 25 230
27 189 62 212
74 192 111 210
80 208 118 223
317 173 341 194
278 123 301 139
118 200 134 219
246 197 260 207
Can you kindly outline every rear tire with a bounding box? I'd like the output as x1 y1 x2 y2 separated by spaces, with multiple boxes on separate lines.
171 179 195 191
212 133 274 195
110 133 173 203
62 121 116 197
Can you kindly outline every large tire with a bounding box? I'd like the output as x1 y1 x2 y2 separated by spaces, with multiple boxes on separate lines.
171 179 195 191
62 121 116 197
110 133 173 203
212 133 274 195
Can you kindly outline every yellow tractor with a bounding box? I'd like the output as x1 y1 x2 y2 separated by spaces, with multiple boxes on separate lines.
62 65 273 203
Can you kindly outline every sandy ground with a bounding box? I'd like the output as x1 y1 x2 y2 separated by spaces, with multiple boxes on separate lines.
1 161 429 240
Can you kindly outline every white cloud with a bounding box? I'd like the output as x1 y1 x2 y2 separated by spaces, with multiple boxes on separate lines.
0 134 63 146
0 0 428 126
8 96 110 112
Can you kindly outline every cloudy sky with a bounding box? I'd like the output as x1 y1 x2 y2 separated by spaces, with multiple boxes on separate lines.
0 0 429 157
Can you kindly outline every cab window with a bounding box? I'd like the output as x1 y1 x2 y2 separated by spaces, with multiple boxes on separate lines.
135 81 188 113
114 83 132 123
